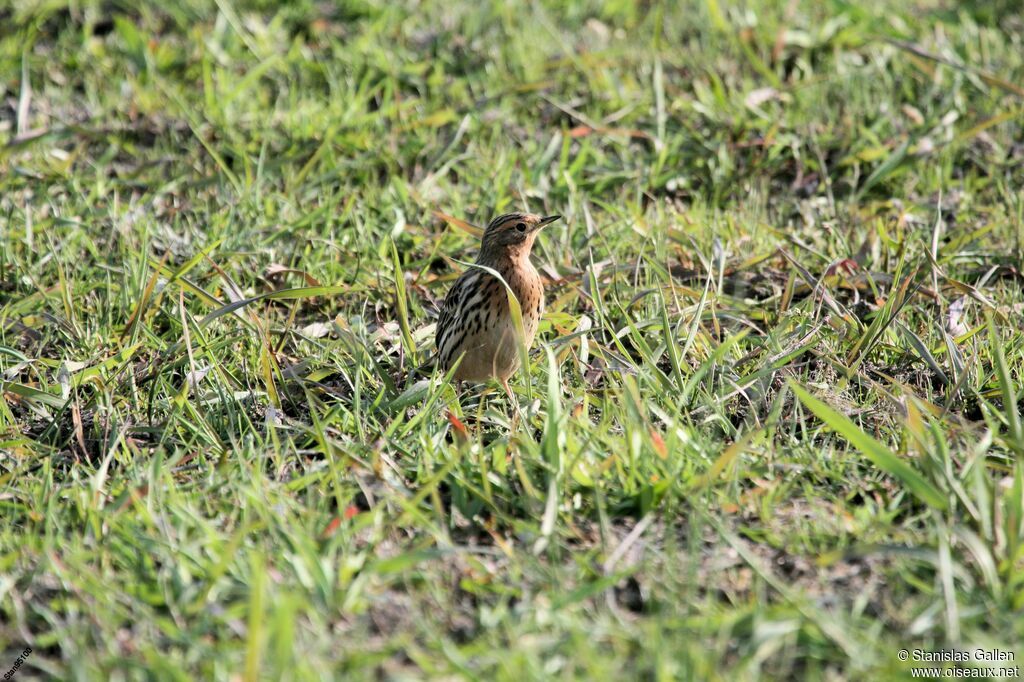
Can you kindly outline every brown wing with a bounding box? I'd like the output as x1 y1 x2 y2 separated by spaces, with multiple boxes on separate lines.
435 269 478 366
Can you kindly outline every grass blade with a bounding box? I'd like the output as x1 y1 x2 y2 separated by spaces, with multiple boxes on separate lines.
789 381 947 510
987 314 1022 453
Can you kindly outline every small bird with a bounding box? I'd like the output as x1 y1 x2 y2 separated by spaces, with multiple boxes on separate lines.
435 212 562 394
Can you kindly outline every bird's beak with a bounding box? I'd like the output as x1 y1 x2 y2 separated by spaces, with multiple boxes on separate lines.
535 215 562 230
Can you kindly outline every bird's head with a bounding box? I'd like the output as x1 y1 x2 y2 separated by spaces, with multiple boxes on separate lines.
479 212 561 262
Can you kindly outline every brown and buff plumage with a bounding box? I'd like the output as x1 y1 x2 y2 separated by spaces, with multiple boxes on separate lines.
435 212 561 393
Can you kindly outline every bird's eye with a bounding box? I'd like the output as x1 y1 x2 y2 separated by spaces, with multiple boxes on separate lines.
515 223 526 232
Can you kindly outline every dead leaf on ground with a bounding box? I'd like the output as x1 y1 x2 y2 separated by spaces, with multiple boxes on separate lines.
433 210 483 238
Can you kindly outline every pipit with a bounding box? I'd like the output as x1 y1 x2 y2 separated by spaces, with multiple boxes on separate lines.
435 212 562 394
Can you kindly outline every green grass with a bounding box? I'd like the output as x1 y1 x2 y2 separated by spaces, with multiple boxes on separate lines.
2 0 1023 679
